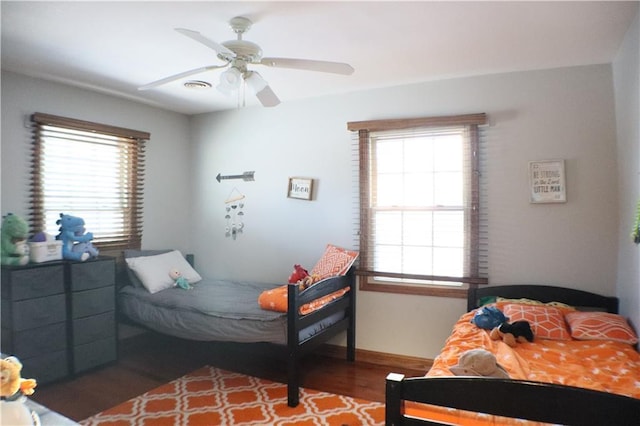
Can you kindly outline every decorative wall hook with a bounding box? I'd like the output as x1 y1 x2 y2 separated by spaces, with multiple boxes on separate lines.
216 171 255 183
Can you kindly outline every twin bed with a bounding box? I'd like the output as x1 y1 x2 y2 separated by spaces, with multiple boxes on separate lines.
117 247 357 407
386 284 640 425
117 248 639 419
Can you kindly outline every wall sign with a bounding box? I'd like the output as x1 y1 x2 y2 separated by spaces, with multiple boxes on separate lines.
288 177 314 200
529 159 566 203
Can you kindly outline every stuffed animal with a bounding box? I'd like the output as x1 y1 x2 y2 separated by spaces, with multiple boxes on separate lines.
298 274 322 290
490 320 534 347
1 213 30 266
0 356 37 399
72 241 99 259
471 305 508 330
55 213 96 261
449 349 509 378
0 356 38 426
169 268 193 290
288 264 309 284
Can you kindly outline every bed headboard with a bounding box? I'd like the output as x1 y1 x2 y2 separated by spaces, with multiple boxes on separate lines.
468 285 619 313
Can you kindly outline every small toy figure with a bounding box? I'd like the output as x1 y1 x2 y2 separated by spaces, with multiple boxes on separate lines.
288 264 309 284
490 320 534 347
170 268 193 290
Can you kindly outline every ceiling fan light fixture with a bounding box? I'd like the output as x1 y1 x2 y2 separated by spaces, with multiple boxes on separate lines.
216 82 235 96
220 67 242 88
244 71 268 94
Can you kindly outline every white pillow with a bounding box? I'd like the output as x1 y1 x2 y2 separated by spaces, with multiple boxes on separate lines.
125 250 202 294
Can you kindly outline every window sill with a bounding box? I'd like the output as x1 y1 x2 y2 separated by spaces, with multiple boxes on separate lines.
359 280 468 299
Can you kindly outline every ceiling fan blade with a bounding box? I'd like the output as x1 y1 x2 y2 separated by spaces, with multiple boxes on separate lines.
255 84 281 107
260 57 354 75
138 64 227 90
175 28 235 57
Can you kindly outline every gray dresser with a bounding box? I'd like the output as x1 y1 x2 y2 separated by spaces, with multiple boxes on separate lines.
1 262 68 383
1 257 117 383
68 259 117 373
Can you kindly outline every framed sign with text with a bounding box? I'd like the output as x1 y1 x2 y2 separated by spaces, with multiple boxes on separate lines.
529 159 566 203
287 177 314 200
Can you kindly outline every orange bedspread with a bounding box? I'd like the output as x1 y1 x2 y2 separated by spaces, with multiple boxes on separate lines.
406 309 640 425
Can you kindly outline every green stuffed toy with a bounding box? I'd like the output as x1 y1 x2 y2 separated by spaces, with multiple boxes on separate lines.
1 213 30 266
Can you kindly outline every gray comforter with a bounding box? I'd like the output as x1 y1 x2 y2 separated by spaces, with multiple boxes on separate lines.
118 278 345 344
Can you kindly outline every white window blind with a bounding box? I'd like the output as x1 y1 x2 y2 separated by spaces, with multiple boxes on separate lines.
30 113 148 251
348 114 488 296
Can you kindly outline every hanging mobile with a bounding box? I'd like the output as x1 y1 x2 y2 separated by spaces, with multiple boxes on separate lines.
224 187 246 239
225 209 231 238
236 202 245 235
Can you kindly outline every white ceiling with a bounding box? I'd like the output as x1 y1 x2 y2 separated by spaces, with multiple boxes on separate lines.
2 1 638 115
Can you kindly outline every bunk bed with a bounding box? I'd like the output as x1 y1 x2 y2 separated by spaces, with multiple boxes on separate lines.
117 247 357 407
386 284 640 425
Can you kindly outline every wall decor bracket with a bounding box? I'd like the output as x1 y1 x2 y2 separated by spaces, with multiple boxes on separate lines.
216 171 255 183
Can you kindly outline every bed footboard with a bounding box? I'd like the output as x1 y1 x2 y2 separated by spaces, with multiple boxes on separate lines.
385 374 640 426
285 267 356 406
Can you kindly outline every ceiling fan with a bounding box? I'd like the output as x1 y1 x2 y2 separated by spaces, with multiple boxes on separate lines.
139 16 355 107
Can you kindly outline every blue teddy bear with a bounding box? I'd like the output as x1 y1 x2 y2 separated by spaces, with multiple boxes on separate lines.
55 213 99 261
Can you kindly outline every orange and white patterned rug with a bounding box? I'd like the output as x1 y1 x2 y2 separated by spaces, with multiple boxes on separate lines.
80 366 384 426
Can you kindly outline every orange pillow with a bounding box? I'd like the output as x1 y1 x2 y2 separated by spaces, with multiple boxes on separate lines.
258 284 350 315
565 311 638 345
310 244 358 280
503 304 571 341
258 285 289 313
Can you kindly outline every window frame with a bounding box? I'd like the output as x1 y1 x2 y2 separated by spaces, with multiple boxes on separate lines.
29 113 148 254
348 114 488 298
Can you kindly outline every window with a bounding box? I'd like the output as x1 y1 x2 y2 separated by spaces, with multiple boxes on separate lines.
29 113 148 253
348 114 488 297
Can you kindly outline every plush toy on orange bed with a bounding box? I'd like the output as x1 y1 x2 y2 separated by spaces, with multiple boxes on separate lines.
490 320 534 347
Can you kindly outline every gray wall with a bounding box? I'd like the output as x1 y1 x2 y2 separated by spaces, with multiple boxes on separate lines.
613 13 640 331
190 64 622 357
1 71 193 252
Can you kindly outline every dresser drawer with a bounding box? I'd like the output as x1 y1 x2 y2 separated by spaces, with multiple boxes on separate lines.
8 322 67 359
21 350 68 385
69 259 115 291
1 265 65 300
71 287 114 318
73 337 116 373
8 294 67 331
73 311 115 345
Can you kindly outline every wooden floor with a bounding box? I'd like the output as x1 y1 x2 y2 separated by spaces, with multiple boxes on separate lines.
31 331 427 422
